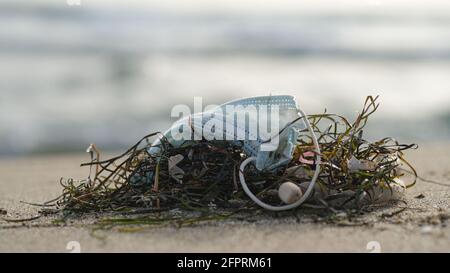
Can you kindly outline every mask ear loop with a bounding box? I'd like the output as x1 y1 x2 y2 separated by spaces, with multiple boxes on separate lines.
238 108 321 211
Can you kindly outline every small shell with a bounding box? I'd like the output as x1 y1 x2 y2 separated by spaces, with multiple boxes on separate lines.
394 158 406 176
363 178 406 204
348 156 376 172
278 182 303 204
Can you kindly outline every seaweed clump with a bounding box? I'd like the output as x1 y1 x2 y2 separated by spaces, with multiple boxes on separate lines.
47 96 417 216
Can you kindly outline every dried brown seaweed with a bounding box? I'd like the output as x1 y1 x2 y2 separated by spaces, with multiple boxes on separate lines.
46 96 418 217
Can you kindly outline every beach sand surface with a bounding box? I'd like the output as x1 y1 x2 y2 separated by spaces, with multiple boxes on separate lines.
0 144 449 252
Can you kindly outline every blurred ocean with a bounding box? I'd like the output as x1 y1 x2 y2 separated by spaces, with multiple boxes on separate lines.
1 0 449 156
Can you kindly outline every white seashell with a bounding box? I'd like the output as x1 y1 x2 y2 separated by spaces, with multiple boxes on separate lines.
391 178 406 199
278 182 303 204
348 156 376 172
363 178 406 204
394 157 406 176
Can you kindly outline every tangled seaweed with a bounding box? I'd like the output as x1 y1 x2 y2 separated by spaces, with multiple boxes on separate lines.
48 96 417 216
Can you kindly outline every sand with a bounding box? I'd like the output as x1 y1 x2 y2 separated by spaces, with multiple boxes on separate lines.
0 144 449 252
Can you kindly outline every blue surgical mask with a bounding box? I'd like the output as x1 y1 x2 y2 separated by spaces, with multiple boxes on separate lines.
149 95 306 171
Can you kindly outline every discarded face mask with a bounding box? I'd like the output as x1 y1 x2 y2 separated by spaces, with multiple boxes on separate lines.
149 95 322 211
149 95 318 171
